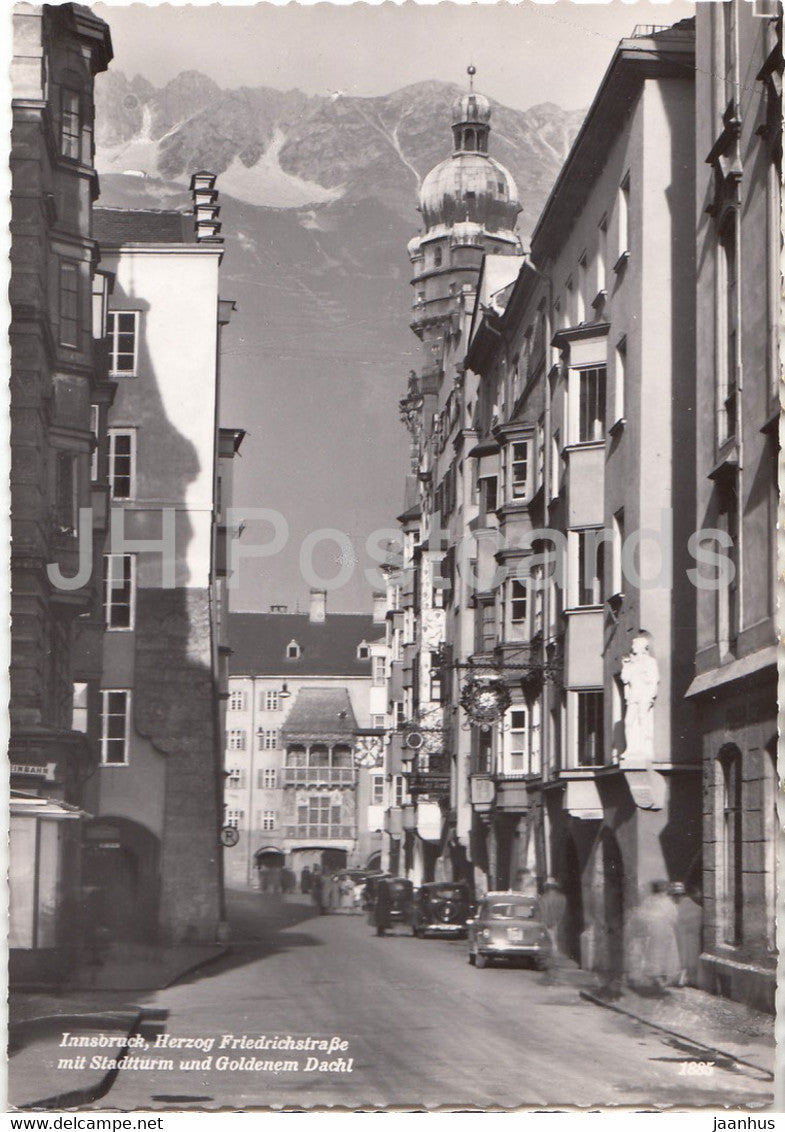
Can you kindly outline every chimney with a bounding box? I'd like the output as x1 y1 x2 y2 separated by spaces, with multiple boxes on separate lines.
189 171 222 241
309 589 327 623
270 604 288 614
372 592 386 625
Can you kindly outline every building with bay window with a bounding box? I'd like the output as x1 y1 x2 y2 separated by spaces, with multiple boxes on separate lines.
9 2 113 985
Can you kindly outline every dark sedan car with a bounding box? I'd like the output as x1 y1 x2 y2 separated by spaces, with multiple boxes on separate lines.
467 892 552 969
411 881 472 938
369 877 415 936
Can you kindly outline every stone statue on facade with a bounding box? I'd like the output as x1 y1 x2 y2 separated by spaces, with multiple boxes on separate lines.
620 633 659 763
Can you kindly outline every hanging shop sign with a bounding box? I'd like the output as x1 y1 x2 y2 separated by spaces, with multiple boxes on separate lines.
459 676 511 730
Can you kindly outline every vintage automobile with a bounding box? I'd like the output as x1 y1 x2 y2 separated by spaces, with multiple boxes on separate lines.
411 881 473 938
467 891 552 969
369 877 415 936
362 872 391 913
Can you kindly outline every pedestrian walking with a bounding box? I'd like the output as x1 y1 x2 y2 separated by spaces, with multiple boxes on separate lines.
538 878 567 958
301 866 311 894
669 881 702 986
626 879 681 994
311 865 325 914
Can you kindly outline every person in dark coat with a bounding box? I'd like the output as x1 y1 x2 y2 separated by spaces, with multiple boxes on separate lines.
300 866 312 894
311 866 325 914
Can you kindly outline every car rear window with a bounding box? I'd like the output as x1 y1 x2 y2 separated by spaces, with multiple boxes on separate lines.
485 900 537 920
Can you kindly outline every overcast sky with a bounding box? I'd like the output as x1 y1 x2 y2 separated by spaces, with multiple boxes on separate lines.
93 0 698 112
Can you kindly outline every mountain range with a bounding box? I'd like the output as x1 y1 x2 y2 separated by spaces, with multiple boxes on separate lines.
93 71 585 612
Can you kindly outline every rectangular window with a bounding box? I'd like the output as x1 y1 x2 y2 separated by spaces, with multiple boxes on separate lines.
578 366 606 442
229 690 246 712
72 682 88 733
107 311 139 376
100 689 130 765
372 656 386 686
479 474 498 519
576 254 587 324
617 173 630 261
612 510 625 597
510 440 530 500
90 405 100 482
394 701 405 730
108 429 135 500
721 754 743 945
429 651 442 703
371 776 385 806
511 580 527 624
597 215 608 295
262 810 277 832
103 554 135 630
263 691 279 712
509 708 528 773
226 767 242 788
262 730 278 750
60 87 80 159
717 477 739 654
371 714 386 730
228 730 247 751
577 530 604 606
614 338 626 425
55 450 78 532
393 774 406 807
551 431 561 501
226 809 243 829
577 691 604 767
480 601 496 653
262 767 277 789
59 262 79 348
718 218 738 444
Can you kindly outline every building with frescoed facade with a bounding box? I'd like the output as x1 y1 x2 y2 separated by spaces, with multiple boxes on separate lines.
79 179 239 946
9 2 113 985
223 592 389 887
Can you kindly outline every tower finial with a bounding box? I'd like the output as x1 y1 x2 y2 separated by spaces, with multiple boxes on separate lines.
467 64 476 92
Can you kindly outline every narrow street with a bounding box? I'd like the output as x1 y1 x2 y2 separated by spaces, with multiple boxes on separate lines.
88 892 771 1110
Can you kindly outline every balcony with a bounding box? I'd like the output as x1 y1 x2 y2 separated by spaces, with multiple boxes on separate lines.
283 825 354 840
281 767 355 786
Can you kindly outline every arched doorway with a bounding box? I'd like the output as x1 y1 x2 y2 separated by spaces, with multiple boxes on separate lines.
254 846 285 893
81 818 160 943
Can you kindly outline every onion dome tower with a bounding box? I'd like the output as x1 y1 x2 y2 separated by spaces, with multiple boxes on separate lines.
409 67 521 344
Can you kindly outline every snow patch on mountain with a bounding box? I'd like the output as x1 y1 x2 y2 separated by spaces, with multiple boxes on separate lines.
218 129 342 208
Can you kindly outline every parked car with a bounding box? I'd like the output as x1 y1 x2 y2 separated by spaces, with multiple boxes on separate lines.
369 877 415 936
467 891 552 969
411 881 473 938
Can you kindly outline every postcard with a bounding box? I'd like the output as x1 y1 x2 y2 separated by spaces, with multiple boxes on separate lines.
5 0 779 1113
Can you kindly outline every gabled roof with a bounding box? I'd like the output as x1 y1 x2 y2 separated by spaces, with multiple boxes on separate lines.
93 207 196 246
281 687 358 742
228 611 381 677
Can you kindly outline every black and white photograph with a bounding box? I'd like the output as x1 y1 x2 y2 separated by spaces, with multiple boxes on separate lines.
5 0 781 1113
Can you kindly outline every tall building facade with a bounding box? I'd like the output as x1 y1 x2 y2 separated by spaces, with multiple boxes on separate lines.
386 17 778 1008
689 0 780 1012
223 593 388 887
79 179 239 946
9 2 113 984
395 79 522 885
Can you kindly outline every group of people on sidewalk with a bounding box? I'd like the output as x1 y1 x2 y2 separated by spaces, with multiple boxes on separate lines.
625 879 702 994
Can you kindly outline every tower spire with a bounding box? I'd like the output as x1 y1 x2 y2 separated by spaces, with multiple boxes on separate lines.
467 64 476 92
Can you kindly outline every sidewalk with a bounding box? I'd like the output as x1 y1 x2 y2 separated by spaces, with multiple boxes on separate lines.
9 942 229 1110
578 980 775 1080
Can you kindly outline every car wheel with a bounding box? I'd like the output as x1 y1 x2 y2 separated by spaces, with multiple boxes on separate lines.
533 956 549 972
475 952 489 969
468 950 476 965
376 926 385 937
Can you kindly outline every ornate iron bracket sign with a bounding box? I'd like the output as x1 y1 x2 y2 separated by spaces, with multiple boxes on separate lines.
459 676 511 731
